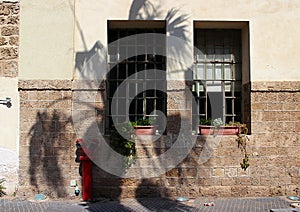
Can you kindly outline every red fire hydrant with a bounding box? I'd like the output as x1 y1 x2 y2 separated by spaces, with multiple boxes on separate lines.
76 139 93 201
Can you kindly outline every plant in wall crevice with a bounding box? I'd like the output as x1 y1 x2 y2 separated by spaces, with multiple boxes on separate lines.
109 122 137 170
229 121 250 171
199 118 250 170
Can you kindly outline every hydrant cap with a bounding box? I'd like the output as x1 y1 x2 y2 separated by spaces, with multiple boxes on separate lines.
76 139 83 144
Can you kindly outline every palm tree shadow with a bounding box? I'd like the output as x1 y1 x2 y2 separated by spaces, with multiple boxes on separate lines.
129 0 162 20
71 1 197 210
28 110 72 198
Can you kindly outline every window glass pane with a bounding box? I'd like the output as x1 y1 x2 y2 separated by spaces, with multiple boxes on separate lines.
156 67 166 79
128 63 135 77
196 64 205 79
136 99 143 114
119 46 126 59
156 90 165 100
234 98 241 114
137 83 144 98
117 82 126 97
224 81 232 92
226 98 233 115
224 64 232 80
118 64 126 79
146 33 154 45
206 64 213 80
224 49 231 62
109 65 118 79
129 83 137 97
235 64 242 80
215 48 223 61
233 47 241 62
197 52 205 62
137 64 145 72
109 81 117 97
127 33 136 45
207 91 223 120
235 82 242 91
207 48 214 61
215 64 222 80
127 46 136 61
199 98 206 115
146 99 154 115
146 89 155 97
137 33 145 44
111 99 117 114
146 68 155 79
129 99 136 116
156 47 165 58
118 99 126 115
207 83 222 92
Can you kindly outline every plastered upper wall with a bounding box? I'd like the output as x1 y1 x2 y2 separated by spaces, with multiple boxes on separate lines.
19 0 74 79
20 0 300 81
0 78 19 152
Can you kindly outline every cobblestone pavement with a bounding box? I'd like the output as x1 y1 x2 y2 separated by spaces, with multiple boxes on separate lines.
0 196 299 212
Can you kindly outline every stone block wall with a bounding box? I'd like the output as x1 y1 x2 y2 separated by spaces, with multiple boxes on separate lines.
249 81 300 196
91 81 300 199
17 80 300 199
0 1 19 77
18 80 107 198
18 80 78 198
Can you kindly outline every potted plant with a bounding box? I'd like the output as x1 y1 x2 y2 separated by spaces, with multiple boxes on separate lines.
199 118 239 135
131 118 157 135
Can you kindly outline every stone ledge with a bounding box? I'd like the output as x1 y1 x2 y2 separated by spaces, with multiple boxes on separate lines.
0 1 19 3
18 80 72 90
18 79 106 90
252 81 300 92
72 80 105 90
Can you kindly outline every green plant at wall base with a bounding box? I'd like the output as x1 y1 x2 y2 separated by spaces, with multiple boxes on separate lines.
0 178 7 197
229 121 250 170
109 122 136 169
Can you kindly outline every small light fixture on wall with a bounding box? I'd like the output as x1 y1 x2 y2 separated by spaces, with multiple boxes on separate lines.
0 97 12 108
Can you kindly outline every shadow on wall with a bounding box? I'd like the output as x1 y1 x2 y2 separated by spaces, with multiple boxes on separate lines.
28 110 72 198
72 0 197 209
129 0 162 20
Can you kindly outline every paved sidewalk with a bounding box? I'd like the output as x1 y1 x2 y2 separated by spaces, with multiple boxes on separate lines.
0 196 299 212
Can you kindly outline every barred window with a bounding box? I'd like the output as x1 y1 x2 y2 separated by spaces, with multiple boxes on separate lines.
107 21 166 132
193 29 242 127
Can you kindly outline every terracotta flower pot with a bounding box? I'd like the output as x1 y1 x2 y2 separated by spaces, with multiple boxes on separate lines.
199 125 239 135
134 125 157 135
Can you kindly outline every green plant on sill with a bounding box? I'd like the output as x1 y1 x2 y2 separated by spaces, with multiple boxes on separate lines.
199 118 212 126
0 178 7 197
229 121 250 171
131 117 153 126
109 122 136 169
200 118 225 127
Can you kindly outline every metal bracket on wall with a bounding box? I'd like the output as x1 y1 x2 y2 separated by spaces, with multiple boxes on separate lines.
0 97 12 108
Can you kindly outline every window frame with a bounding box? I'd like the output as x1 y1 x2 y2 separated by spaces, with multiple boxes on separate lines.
106 20 167 132
193 21 250 130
